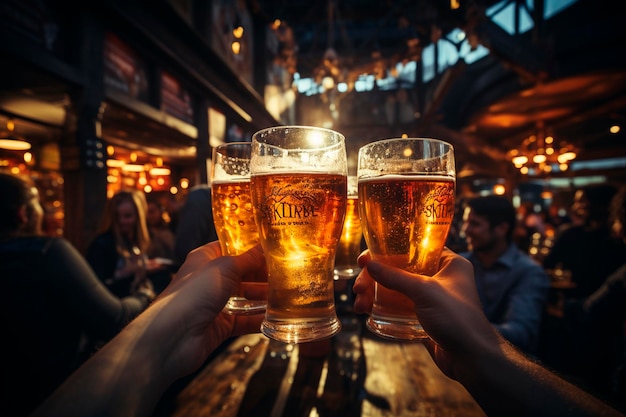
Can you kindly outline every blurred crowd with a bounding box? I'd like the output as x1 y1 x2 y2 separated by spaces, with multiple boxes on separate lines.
2 170 625 415
446 183 626 411
0 173 218 417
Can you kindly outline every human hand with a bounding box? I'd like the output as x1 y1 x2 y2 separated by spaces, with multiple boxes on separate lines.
353 248 501 380
151 241 267 379
145 258 169 272
131 277 156 301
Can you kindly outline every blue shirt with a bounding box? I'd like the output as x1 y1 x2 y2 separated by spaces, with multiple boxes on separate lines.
461 244 550 353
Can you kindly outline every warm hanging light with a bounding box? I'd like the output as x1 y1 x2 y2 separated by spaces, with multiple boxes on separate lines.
106 159 125 168
232 26 244 39
122 163 145 172
507 121 577 176
231 41 241 55
149 167 171 176
0 119 31 151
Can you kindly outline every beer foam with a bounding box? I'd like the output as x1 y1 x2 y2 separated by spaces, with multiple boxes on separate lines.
211 178 251 185
357 174 455 183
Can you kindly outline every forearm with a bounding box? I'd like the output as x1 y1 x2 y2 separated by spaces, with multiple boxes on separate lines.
457 336 624 417
31 301 181 417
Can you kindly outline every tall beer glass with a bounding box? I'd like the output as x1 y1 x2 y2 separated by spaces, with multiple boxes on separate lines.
357 138 455 341
211 142 264 315
250 126 348 343
334 176 363 279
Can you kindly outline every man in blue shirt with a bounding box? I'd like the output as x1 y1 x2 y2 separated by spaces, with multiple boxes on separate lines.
460 195 550 354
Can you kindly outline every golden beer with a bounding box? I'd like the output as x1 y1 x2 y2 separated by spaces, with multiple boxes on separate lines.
251 172 346 342
211 142 265 315
334 196 363 278
359 174 455 339
212 181 259 256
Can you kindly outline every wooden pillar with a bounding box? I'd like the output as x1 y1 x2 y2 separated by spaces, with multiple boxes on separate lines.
61 10 107 254
251 9 268 97
194 97 211 185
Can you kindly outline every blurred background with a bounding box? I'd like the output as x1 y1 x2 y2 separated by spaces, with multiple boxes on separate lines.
0 0 624 251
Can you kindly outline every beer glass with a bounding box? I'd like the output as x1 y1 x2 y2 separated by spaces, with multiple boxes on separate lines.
357 138 456 341
334 176 363 279
211 142 264 315
250 125 348 343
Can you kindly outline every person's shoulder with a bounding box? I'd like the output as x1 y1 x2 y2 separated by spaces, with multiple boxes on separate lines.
557 224 585 238
182 185 212 210
46 236 82 253
187 185 211 200
189 184 210 192
0 235 57 254
88 231 115 247
510 245 547 271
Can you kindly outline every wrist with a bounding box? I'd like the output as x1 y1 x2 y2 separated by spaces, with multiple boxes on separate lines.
452 332 509 394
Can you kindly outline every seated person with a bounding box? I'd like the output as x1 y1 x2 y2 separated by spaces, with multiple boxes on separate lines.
460 195 550 354
0 173 154 417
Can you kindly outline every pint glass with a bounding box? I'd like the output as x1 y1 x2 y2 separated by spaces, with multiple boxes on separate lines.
250 126 348 343
357 138 456 341
211 142 264 315
334 176 363 279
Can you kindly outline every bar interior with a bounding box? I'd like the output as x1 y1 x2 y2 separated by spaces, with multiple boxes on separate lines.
1 0 625 416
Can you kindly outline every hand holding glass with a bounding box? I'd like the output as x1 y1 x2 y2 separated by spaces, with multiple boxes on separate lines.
357 138 456 341
211 142 264 315
250 126 348 343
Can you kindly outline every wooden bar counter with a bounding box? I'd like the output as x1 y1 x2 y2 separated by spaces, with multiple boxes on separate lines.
153 297 486 417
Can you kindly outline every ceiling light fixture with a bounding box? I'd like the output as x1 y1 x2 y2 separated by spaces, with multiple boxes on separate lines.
507 121 577 176
149 167 171 176
0 119 32 151
122 163 145 172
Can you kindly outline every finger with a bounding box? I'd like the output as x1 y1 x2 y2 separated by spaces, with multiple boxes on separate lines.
366 260 424 301
357 249 371 267
423 338 438 358
352 267 375 314
229 244 266 278
352 267 374 294
242 282 267 300
176 241 222 277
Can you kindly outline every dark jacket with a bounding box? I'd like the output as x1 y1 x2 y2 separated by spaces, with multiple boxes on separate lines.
0 236 149 416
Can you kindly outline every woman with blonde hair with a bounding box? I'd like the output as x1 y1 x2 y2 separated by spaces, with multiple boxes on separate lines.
86 189 161 299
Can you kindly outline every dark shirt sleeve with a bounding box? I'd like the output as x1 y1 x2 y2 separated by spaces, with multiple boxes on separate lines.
583 264 626 319
174 186 218 265
85 232 119 282
495 261 550 353
47 238 149 341
565 263 626 325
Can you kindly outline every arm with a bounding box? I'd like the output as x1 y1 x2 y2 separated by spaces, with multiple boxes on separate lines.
85 233 120 282
31 242 265 417
353 249 624 417
582 263 626 320
495 261 550 352
47 238 150 340
564 263 626 326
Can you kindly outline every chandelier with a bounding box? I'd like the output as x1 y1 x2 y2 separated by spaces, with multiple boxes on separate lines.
507 122 577 176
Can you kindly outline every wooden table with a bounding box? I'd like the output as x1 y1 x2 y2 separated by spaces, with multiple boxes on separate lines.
153 306 486 417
